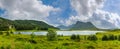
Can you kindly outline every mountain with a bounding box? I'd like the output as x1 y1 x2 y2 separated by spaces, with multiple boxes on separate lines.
0 17 59 31
0 17 13 30
70 21 98 30
57 21 98 30
57 25 69 30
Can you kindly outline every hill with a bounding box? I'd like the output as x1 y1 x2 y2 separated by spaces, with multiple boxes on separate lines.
0 17 59 31
70 21 98 30
58 21 98 30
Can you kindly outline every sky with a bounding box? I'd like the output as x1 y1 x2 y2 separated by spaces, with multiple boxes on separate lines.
0 0 120 29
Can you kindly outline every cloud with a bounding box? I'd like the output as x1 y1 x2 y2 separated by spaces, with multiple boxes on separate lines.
70 0 104 21
0 0 60 21
91 9 120 29
65 0 120 29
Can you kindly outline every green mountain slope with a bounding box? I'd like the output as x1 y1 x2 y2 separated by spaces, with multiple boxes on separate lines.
57 21 98 30
0 17 59 31
70 21 98 30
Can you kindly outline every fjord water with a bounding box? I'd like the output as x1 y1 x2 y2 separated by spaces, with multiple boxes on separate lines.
15 31 103 36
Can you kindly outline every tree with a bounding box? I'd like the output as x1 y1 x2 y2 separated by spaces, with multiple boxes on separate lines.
87 35 97 41
118 35 120 41
70 34 76 40
47 29 57 41
76 35 80 41
8 25 16 34
70 34 81 41
109 34 115 40
102 35 108 41
31 32 35 40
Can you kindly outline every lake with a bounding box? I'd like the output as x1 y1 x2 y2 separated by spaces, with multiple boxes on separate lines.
15 31 104 36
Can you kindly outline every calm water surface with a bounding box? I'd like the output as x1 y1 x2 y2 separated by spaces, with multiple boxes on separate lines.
15 31 104 36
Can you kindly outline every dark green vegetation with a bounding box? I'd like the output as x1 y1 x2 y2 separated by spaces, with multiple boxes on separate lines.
0 17 58 31
47 29 57 41
58 21 98 30
0 29 120 49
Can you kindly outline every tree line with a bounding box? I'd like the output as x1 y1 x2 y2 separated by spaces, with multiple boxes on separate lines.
46 29 120 41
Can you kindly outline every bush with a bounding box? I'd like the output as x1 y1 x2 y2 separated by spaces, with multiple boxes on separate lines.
31 32 35 40
70 34 80 41
87 46 95 49
18 32 21 34
102 35 117 41
70 34 76 40
87 35 97 41
118 35 120 41
5 31 10 36
102 35 108 41
0 32 4 35
76 35 80 41
29 39 37 44
109 34 115 40
47 29 57 41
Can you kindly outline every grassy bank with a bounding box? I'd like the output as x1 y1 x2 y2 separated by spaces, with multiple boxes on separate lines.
0 30 120 49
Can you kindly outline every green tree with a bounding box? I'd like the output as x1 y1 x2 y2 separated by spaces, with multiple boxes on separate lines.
70 34 76 40
70 34 81 41
87 35 97 41
76 35 80 41
109 34 115 40
47 29 57 41
31 32 35 40
118 35 120 41
102 35 108 41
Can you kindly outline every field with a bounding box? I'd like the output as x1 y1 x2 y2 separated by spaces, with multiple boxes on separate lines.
0 30 120 49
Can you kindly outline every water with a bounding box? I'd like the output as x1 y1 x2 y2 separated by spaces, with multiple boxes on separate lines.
15 31 104 36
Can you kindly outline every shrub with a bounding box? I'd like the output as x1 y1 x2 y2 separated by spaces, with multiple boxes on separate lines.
47 29 57 41
31 32 35 40
109 34 115 40
102 35 108 41
70 34 80 41
76 35 80 41
6 31 10 36
29 39 37 44
87 46 95 49
0 32 3 35
18 32 21 34
87 35 97 41
118 35 120 41
70 34 76 40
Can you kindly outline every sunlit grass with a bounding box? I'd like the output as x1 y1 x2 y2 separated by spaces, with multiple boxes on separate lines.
0 30 120 49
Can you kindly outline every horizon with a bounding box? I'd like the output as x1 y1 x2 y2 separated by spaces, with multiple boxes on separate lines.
0 0 120 29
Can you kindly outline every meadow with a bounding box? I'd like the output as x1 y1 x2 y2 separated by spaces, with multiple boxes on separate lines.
0 29 120 49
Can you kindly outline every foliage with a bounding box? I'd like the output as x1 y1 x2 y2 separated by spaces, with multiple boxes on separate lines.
70 34 76 40
0 17 59 31
102 35 117 41
31 32 35 40
102 35 108 41
70 34 80 41
47 29 57 41
87 35 98 41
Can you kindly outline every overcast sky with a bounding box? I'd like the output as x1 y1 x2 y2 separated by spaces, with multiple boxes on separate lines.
0 0 120 29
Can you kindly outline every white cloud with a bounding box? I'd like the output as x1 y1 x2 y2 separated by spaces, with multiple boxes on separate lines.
66 0 120 29
91 9 120 29
70 0 104 21
0 0 60 21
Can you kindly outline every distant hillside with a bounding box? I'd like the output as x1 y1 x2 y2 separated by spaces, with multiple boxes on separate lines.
70 21 98 30
58 21 98 30
57 25 69 30
0 17 59 31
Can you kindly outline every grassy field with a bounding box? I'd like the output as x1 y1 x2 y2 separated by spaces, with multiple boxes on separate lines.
0 30 120 49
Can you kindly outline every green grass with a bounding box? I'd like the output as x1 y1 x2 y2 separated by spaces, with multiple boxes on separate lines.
0 30 120 49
